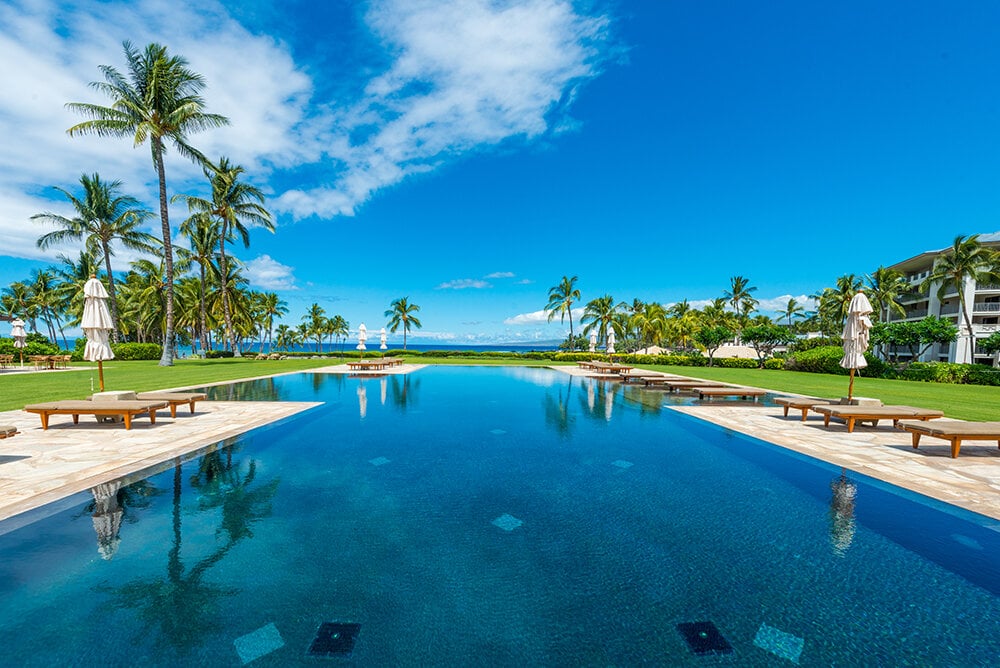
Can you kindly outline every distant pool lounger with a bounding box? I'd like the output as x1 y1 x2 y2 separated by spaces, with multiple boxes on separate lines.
695 387 767 401
0 425 17 439
24 400 169 430
897 419 1000 458
663 380 728 393
812 405 944 433
135 392 207 418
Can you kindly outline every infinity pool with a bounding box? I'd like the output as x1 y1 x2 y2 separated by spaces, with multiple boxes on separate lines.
1 366 998 665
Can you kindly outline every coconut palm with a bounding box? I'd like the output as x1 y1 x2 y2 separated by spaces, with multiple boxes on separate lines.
52 251 105 328
1 282 36 329
67 41 229 366
274 324 294 351
328 314 349 356
723 275 757 341
630 302 667 349
302 303 327 352
581 294 621 347
174 157 273 357
866 266 910 322
257 292 287 354
780 297 806 329
922 234 1000 361
545 275 581 350
180 214 219 353
29 269 68 348
32 173 157 338
385 297 422 349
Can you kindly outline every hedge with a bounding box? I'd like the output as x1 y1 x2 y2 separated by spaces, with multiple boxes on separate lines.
0 338 60 356
786 345 887 377
204 349 235 359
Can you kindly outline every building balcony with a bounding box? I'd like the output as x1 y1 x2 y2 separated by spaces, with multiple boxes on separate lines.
974 324 1000 336
973 302 1000 313
976 283 1000 292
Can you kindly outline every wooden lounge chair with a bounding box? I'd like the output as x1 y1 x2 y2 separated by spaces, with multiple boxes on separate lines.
135 392 207 418
696 387 767 401
24 399 168 430
663 380 728 393
812 405 944 433
897 419 1000 458
775 396 838 421
0 425 18 439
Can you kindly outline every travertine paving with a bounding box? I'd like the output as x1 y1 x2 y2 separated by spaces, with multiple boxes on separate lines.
552 365 1000 520
0 400 319 522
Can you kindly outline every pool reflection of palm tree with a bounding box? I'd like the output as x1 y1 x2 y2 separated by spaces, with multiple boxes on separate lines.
100 450 279 652
389 375 420 410
207 377 283 402
544 378 575 436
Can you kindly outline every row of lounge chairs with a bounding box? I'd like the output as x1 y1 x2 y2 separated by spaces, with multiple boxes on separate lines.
22 392 207 431
346 357 404 371
577 362 768 401
775 395 1000 458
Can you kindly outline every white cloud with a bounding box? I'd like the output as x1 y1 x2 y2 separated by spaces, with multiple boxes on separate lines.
504 306 584 325
273 0 611 218
485 271 515 279
245 254 297 290
514 278 534 285
757 294 816 314
436 278 492 290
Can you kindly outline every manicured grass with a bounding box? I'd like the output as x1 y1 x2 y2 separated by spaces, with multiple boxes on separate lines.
642 364 1000 421
0 358 338 412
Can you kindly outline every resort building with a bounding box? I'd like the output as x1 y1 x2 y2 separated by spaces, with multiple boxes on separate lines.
885 232 1000 365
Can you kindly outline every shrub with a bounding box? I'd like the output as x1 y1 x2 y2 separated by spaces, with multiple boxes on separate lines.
112 342 162 360
788 345 887 377
0 337 59 356
763 358 785 370
964 366 1000 386
788 336 841 353
898 362 968 384
204 349 235 359
717 357 759 368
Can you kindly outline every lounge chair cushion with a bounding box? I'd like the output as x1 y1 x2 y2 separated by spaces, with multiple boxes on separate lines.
897 419 1000 436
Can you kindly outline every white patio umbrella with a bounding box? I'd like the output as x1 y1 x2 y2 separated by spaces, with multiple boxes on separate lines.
10 318 26 367
380 327 387 351
356 323 367 357
606 328 616 356
589 331 597 353
82 276 115 391
839 292 873 401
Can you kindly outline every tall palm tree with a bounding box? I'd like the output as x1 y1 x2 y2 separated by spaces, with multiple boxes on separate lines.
329 314 349 356
180 214 219 353
545 275 581 350
385 297 422 349
829 274 865 326
581 294 620 347
866 266 910 322
52 251 104 328
67 41 229 366
258 292 287 354
32 173 157 338
922 234 1000 361
302 303 327 353
630 302 667 349
1 282 36 330
274 324 294 351
175 157 273 356
723 275 757 342
29 269 68 347
780 297 805 328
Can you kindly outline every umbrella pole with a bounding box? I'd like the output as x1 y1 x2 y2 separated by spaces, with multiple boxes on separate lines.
98 360 105 392
847 368 855 402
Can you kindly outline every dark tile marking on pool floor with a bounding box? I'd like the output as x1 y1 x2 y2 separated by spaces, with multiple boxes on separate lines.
677 621 733 656
308 622 361 658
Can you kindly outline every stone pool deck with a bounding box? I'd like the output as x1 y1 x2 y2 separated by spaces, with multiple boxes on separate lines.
0 400 320 522
554 365 1000 521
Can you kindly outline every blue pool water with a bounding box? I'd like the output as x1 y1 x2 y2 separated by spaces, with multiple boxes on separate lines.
2 366 1000 665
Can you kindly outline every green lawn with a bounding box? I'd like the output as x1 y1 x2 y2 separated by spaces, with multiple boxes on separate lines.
2 356 994 421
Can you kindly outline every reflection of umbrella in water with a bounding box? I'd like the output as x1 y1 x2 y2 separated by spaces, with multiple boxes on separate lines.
840 292 873 402
587 381 595 411
82 276 115 391
589 331 597 353
604 384 614 421
380 376 387 405
10 318 26 367
606 329 616 356
829 469 857 557
91 481 123 560
357 382 367 418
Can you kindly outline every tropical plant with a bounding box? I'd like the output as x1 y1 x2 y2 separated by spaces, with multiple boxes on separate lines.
780 297 805 329
742 323 795 368
581 294 620 347
385 297 422 349
693 325 733 367
67 41 229 365
629 301 667 349
921 234 1000 362
866 266 911 322
257 292 287 354
302 303 326 352
871 317 958 367
545 275 581 351
174 157 273 356
32 173 157 337
179 214 219 353
723 275 757 340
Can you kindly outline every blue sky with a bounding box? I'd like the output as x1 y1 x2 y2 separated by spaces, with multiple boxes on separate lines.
2 0 1000 344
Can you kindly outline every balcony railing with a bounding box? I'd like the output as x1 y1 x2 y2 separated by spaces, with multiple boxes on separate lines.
973 302 1000 313
976 283 1000 291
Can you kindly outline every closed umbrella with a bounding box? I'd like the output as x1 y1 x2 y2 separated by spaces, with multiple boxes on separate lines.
588 331 597 353
82 276 115 391
10 318 26 367
839 292 873 402
356 323 367 358
380 327 387 351
606 328 616 356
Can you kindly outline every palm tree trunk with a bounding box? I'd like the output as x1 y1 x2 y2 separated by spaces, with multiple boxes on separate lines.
154 140 175 367
198 264 209 354
101 242 121 343
218 233 239 357
568 305 574 351
959 291 976 362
